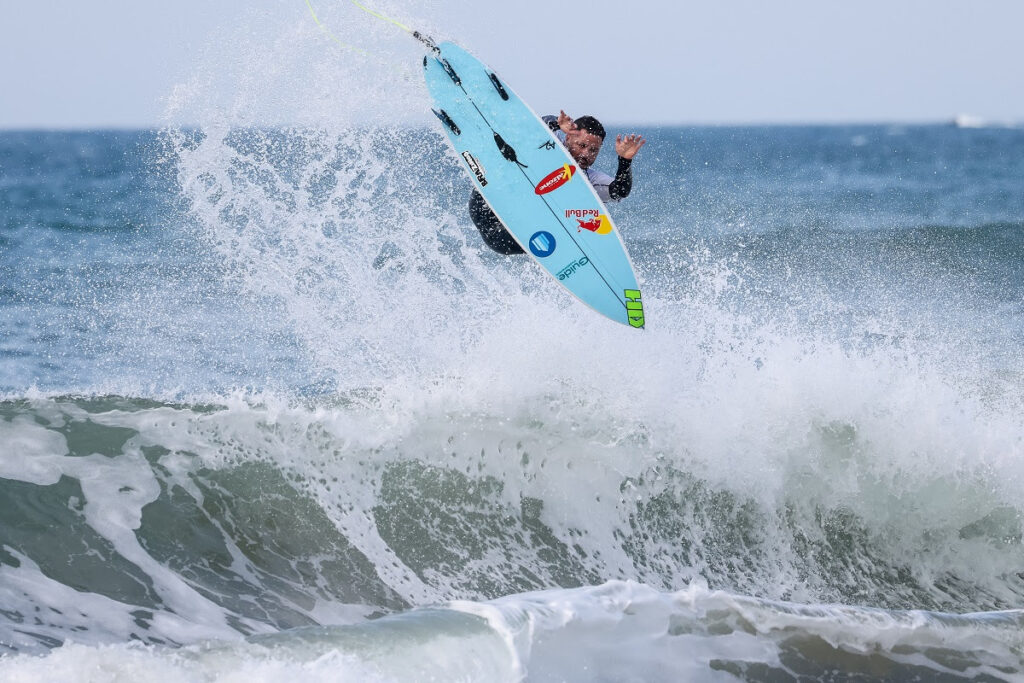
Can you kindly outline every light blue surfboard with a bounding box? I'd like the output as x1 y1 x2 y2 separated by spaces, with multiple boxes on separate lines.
423 42 645 329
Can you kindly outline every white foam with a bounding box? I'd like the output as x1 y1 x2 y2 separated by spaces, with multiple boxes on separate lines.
0 415 69 485
451 581 1024 680
0 406 260 648
0 551 230 653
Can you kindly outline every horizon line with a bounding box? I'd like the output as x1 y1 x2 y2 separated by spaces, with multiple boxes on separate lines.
2 117 1021 134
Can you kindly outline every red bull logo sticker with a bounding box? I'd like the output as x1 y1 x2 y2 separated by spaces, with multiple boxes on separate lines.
572 212 612 235
534 164 576 195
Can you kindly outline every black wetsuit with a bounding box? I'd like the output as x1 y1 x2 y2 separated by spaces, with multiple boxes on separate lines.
469 190 524 254
468 117 635 254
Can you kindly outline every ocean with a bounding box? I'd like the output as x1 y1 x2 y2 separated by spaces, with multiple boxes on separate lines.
2 116 1024 681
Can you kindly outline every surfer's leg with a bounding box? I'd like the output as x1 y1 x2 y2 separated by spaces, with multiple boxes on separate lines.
469 190 525 255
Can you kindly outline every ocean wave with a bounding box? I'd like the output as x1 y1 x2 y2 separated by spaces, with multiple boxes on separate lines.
2 390 1023 660
2 581 1020 681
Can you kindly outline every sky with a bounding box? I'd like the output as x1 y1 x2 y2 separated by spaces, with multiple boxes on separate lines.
2 0 1023 128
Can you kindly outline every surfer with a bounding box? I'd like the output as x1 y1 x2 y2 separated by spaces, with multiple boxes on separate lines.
469 111 646 254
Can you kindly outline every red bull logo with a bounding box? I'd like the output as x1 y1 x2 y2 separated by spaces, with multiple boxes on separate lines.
534 164 576 195
575 214 613 235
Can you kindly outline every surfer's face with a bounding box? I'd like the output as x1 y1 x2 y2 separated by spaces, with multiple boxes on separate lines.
565 130 603 169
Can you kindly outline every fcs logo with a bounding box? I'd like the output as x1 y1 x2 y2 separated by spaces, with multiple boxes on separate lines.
529 231 556 258
576 214 613 235
534 164 576 195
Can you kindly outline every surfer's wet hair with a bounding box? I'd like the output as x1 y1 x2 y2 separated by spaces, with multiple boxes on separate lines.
574 115 606 140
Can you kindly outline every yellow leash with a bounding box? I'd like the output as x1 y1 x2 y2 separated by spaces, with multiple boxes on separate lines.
348 0 439 52
350 0 412 34
304 0 438 73
305 0 435 77
304 0 370 56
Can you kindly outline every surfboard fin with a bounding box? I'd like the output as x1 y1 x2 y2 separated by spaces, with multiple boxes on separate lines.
439 59 461 86
432 109 460 135
493 133 527 168
488 73 509 100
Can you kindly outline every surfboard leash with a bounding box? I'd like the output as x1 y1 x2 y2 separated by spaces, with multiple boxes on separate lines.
304 0 433 77
349 0 439 53
305 0 371 56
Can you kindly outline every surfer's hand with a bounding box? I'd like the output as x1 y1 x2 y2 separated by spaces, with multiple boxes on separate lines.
558 110 577 135
616 133 647 160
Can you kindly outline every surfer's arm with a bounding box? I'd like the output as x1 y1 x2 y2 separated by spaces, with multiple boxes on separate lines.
608 157 633 201
542 115 563 137
608 133 645 200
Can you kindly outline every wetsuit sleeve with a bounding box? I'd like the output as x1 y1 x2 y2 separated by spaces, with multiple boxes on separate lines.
541 114 567 144
608 156 633 201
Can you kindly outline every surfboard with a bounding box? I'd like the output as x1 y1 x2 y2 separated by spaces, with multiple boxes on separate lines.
423 42 645 329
